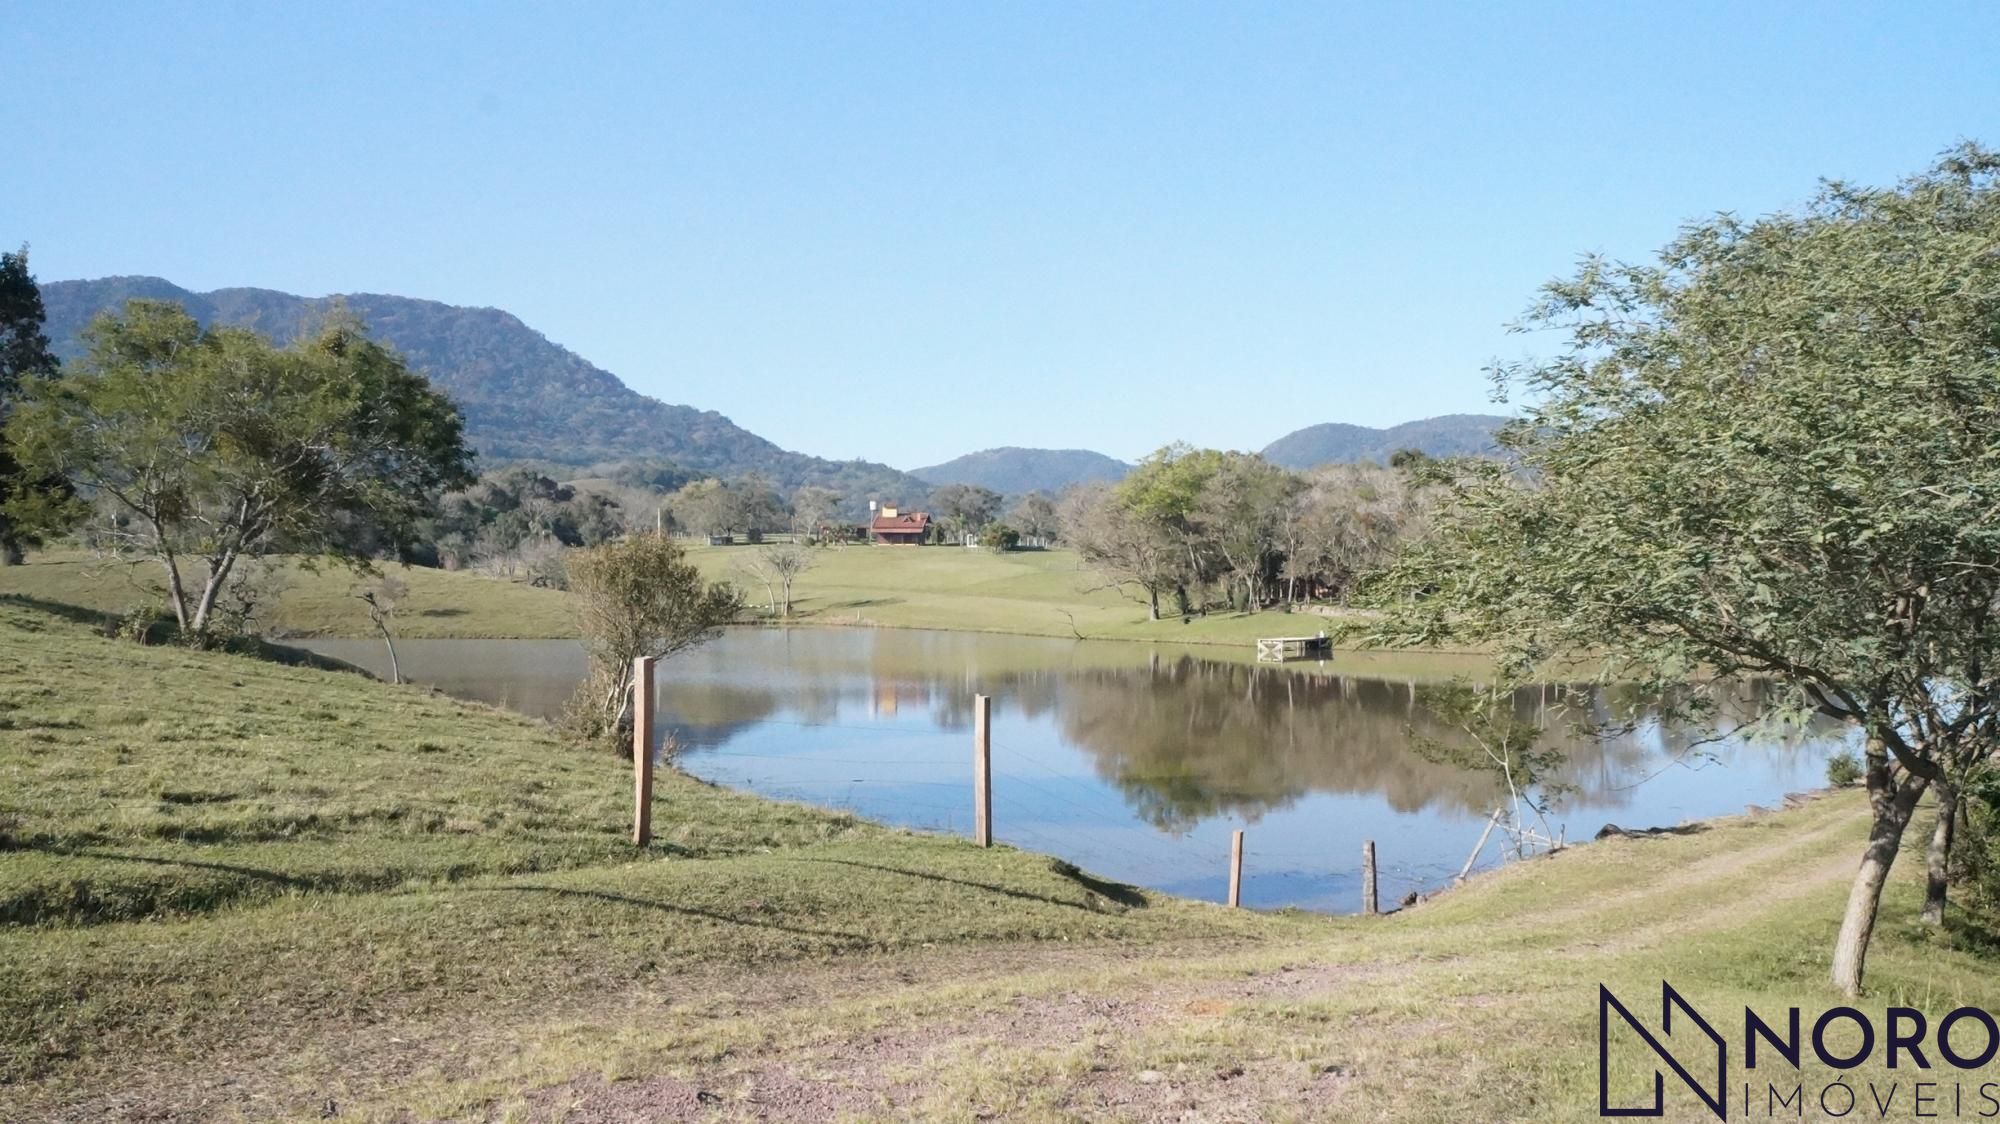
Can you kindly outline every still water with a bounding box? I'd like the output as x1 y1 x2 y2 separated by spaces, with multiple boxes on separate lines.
298 629 1847 912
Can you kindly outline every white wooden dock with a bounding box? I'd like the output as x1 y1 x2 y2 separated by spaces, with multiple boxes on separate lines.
1255 634 1332 662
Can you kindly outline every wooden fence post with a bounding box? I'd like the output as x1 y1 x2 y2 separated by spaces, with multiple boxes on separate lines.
972 693 992 847
1362 839 1379 915
632 655 657 846
1228 829 1244 908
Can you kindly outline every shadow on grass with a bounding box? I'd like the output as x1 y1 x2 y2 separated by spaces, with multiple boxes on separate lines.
791 857 1149 913
44 847 319 885
818 597 904 611
438 883 869 942
4 843 700 926
0 593 370 675
2 847 332 925
0 593 117 630
1046 858 1149 908
1591 822 1712 842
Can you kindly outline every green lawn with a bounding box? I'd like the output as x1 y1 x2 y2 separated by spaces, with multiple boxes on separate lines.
696 540 1397 648
0 597 1299 1119
0 544 1449 657
2 593 1995 1121
0 550 575 638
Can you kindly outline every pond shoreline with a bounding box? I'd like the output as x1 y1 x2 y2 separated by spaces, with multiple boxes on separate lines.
295 629 1841 914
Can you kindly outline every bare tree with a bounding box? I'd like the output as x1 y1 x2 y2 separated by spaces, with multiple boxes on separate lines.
1006 492 1062 547
790 486 843 541
1060 483 1181 620
760 542 817 617
1284 463 1433 603
355 573 409 684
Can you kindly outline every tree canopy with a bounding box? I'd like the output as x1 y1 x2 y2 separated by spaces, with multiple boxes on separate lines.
0 247 69 563
7 299 475 634
1361 144 2000 995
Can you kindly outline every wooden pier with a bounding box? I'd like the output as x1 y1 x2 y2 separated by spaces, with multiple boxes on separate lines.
1254 633 1332 662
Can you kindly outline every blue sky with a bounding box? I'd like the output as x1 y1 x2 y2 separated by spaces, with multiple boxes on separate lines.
7 2 1998 468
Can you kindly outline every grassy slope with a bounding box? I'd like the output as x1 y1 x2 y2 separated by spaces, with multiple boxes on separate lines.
0 552 576 638
0 600 1299 1118
2 595 1995 1121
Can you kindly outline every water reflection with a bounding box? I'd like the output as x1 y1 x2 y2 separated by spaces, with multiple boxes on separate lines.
299 629 1846 911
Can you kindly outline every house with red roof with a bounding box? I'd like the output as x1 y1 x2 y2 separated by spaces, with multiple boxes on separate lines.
868 505 932 545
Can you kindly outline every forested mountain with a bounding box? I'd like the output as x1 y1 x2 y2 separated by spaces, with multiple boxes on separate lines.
911 447 1132 494
38 277 929 500
1260 414 1509 468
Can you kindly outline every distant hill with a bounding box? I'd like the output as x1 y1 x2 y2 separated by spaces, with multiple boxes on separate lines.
1260 414 1510 468
38 276 929 504
911 447 1132 495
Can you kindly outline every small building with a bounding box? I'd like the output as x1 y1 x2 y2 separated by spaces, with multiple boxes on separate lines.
869 505 932 545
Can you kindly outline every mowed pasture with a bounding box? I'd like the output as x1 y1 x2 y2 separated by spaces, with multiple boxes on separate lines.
0 543 1385 649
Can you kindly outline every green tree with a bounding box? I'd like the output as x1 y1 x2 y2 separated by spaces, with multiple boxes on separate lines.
1192 452 1299 612
928 483 1003 543
564 534 742 746
1118 444 1225 611
0 247 72 564
7 300 474 635
1361 145 2000 996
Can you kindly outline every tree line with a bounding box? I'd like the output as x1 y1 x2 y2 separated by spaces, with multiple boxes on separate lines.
1059 444 1435 620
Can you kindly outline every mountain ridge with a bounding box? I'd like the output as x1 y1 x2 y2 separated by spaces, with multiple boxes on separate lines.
1259 414 1509 468
911 447 1134 495
37 276 930 503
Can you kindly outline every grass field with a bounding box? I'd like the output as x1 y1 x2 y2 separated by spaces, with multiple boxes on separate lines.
691 541 1354 647
0 544 1407 653
2 594 1993 1121
0 551 577 639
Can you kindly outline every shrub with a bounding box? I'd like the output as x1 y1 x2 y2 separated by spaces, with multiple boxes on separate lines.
561 535 741 750
1825 751 1862 788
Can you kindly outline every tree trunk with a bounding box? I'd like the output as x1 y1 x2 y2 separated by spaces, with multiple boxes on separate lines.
160 555 191 630
1147 587 1159 621
379 630 402 685
189 551 240 635
1830 769 1928 996
0 537 22 566
1922 781 1958 926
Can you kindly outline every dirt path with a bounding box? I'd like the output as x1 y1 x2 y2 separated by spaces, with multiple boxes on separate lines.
21 800 1868 1123
478 804 1867 1124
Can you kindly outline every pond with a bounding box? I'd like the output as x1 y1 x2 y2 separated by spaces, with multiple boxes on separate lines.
297 628 1848 912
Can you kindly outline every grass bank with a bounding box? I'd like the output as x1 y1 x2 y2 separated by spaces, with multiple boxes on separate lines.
0 551 575 638
0 598 1300 1120
0 545 1393 653
687 542 1329 647
2 594 1994 1121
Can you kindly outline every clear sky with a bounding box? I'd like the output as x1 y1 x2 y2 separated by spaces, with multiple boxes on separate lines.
7 2 1998 468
